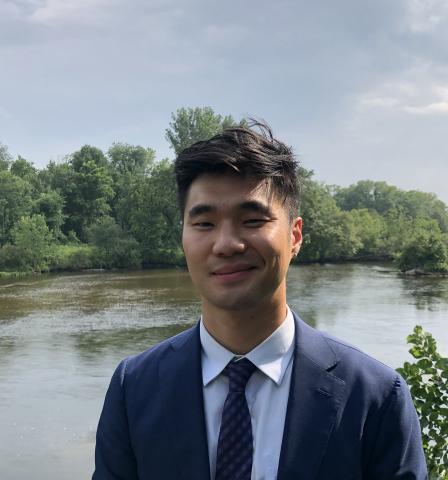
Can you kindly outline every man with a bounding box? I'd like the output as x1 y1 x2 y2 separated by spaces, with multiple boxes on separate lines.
93 122 427 479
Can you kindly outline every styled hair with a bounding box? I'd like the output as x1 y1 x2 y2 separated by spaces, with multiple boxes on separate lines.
174 120 300 220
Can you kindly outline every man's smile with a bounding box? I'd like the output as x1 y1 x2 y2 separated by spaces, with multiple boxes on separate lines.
211 263 257 282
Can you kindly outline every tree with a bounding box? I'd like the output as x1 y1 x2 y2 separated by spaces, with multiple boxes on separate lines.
299 176 361 262
34 191 66 238
11 215 53 271
395 228 448 273
71 145 109 171
165 107 237 155
334 180 399 215
0 171 33 246
0 143 12 171
107 143 156 230
86 216 141 268
397 326 448 479
123 160 183 265
62 146 114 240
346 208 387 257
10 156 37 181
108 143 155 176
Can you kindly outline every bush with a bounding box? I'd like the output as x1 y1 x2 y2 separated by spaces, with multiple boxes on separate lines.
0 244 30 271
11 214 53 272
397 326 448 479
396 232 448 273
86 216 142 269
49 244 97 271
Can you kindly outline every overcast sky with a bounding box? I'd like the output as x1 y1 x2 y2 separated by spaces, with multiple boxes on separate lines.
1 0 447 203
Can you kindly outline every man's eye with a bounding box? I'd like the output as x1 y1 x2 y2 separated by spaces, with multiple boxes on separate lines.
193 222 214 229
244 219 268 227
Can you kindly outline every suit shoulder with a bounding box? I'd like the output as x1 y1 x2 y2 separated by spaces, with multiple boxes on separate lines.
321 331 404 390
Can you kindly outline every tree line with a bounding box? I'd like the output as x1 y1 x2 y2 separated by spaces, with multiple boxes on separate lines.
1 107 448 275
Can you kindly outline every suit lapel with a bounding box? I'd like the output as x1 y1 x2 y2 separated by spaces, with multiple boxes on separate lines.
158 323 211 480
277 315 346 480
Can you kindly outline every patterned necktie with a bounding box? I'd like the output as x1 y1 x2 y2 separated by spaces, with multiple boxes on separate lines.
215 358 257 480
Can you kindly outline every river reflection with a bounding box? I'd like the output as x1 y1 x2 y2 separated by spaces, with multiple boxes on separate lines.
0 264 447 479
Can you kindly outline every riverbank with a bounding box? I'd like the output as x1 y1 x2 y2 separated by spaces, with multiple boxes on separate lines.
3 256 448 282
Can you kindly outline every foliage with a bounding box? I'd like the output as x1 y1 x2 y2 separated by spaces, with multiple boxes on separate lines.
2 107 448 273
346 208 387 256
86 216 141 269
397 326 448 479
0 244 29 271
34 191 66 237
299 179 361 262
11 215 53 271
108 143 155 176
0 171 34 246
165 106 237 155
10 156 37 183
49 244 97 271
65 147 114 240
0 142 12 171
395 228 448 273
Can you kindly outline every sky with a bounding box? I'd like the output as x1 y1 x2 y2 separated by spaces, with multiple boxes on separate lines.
1 0 448 203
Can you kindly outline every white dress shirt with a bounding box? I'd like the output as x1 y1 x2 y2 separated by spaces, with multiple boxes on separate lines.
200 307 295 480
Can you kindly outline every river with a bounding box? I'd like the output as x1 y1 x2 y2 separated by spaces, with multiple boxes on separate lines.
0 263 447 479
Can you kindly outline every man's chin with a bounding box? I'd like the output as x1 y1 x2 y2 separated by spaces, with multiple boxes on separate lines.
203 294 262 312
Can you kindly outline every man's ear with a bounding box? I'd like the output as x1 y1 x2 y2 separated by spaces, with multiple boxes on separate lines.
291 217 303 258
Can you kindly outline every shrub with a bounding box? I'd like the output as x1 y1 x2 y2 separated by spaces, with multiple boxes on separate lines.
397 326 448 479
396 232 448 273
49 244 97 271
0 244 30 271
86 216 142 269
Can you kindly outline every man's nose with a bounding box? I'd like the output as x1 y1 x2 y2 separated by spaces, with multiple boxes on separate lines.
212 223 246 257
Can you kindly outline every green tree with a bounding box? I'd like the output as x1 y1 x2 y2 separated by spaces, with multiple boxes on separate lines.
397 326 448 479
62 146 114 240
11 215 53 271
299 176 361 262
108 143 155 176
87 216 141 268
334 180 399 215
34 191 66 238
0 171 33 246
107 143 156 231
165 107 237 155
71 145 109 171
399 190 448 233
10 156 37 181
0 143 13 171
346 208 387 257
124 160 183 265
395 228 448 273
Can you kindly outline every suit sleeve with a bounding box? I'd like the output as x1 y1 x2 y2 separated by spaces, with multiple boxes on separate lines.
92 359 139 480
365 374 428 480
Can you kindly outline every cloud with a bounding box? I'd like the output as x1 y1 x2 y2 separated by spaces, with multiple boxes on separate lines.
29 0 109 24
406 0 448 32
356 63 448 116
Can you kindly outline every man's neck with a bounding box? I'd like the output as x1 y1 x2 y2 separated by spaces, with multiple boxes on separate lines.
201 299 288 355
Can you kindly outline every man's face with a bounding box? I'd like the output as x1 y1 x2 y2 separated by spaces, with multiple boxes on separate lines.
182 173 302 313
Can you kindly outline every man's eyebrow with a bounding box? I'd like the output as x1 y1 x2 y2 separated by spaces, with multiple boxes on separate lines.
188 204 216 218
239 201 272 216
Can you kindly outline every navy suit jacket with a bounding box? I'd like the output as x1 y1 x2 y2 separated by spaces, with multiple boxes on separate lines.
93 313 427 479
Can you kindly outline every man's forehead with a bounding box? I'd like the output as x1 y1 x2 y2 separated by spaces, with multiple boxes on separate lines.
186 173 274 204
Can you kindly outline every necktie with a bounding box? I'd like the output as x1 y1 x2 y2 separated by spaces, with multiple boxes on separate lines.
215 358 257 480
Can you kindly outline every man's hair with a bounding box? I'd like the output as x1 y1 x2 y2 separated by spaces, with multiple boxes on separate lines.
174 120 300 220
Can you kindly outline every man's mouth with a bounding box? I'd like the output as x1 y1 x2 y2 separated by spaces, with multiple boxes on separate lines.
212 264 256 277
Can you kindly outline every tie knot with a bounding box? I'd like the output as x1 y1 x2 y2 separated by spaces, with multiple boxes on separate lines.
224 358 256 392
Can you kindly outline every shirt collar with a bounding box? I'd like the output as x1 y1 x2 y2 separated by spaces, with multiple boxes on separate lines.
200 306 295 387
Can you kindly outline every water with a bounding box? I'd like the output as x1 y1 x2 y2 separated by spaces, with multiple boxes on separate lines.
0 264 447 479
